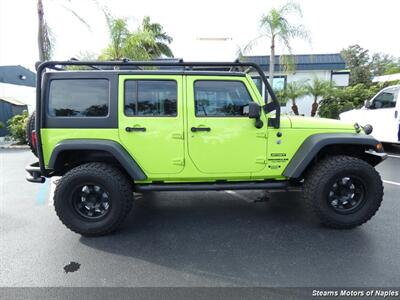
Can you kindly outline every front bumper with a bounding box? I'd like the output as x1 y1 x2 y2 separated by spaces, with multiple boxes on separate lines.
25 162 45 183
364 149 388 165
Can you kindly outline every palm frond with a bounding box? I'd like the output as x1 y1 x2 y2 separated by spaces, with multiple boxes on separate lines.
279 54 295 73
156 42 174 58
278 1 302 18
305 77 332 98
59 3 92 31
243 34 266 54
288 24 311 43
285 80 308 99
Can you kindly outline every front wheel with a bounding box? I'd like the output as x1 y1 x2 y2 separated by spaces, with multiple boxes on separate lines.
54 163 133 236
303 155 383 229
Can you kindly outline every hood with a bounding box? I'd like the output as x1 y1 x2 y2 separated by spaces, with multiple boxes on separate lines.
339 108 364 122
288 116 356 130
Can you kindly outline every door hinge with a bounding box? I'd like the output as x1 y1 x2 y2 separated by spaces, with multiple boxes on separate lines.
255 157 266 164
171 132 184 140
256 132 267 139
172 158 185 166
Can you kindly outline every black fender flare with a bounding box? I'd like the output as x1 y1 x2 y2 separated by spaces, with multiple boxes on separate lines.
48 139 147 180
282 133 387 179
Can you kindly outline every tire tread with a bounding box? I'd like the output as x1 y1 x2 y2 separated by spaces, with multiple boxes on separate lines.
54 162 133 236
303 155 383 229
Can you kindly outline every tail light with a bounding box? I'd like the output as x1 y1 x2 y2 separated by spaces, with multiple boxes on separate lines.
31 130 37 150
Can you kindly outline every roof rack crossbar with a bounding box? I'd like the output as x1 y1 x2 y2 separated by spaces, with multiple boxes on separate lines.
69 58 102 71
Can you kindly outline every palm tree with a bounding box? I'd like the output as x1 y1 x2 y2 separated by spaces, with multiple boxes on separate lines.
100 17 157 61
141 16 173 58
306 78 332 117
100 15 174 61
285 81 307 115
37 0 91 61
245 2 310 86
37 0 52 61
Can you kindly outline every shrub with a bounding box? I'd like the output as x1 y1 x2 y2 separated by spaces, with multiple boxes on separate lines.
7 111 29 144
0 121 4 129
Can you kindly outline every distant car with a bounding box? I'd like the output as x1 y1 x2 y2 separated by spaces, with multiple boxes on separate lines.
340 85 400 144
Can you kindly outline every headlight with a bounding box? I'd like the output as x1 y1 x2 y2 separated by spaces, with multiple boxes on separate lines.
363 124 373 135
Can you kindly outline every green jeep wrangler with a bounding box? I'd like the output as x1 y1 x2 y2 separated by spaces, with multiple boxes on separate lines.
26 60 387 236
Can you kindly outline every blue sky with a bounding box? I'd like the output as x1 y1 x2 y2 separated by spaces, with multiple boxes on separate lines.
0 0 399 70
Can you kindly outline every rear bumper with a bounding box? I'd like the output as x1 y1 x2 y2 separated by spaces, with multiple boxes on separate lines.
25 162 45 183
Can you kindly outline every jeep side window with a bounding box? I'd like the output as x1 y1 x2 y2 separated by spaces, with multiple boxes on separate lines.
48 79 109 117
194 81 253 117
370 88 398 109
124 80 177 117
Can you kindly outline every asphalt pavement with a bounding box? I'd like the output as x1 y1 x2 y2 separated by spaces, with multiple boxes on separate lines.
0 147 399 287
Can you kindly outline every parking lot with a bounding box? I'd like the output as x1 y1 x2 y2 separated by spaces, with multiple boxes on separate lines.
1 146 399 287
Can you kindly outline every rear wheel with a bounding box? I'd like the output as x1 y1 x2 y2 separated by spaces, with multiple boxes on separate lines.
304 155 383 229
26 111 37 157
54 163 133 236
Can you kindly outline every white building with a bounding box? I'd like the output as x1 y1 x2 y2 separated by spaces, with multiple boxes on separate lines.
244 54 350 116
0 65 36 136
0 65 36 113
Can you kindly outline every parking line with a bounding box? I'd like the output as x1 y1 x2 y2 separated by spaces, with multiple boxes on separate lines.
388 154 400 159
48 178 57 206
383 180 400 187
36 178 50 205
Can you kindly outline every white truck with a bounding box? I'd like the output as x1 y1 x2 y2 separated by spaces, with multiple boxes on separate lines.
340 85 400 144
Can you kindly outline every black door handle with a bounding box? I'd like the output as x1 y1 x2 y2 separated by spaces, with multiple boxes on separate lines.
191 127 211 132
126 127 146 132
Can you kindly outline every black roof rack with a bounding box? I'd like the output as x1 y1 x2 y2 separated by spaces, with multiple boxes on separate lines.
34 59 280 176
36 59 279 115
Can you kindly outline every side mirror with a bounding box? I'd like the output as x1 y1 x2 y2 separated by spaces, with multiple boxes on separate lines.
248 102 263 129
364 100 371 109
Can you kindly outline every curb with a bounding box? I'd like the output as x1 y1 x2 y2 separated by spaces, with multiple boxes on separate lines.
0 144 30 149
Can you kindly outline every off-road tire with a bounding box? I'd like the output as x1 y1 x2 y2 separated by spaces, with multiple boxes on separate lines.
304 155 383 229
54 163 133 236
26 111 37 157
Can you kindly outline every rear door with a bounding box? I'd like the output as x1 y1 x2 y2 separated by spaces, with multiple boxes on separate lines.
185 76 268 175
118 75 185 175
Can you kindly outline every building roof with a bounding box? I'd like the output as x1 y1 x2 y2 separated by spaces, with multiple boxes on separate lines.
242 53 346 72
0 96 28 106
0 65 36 87
372 73 400 83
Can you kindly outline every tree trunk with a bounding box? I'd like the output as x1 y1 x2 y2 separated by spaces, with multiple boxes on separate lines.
269 36 275 88
37 0 45 61
311 96 319 117
291 99 299 115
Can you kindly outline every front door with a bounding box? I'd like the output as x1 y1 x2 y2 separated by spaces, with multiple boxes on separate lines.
186 76 268 175
119 75 185 174
367 86 399 143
